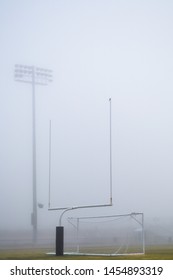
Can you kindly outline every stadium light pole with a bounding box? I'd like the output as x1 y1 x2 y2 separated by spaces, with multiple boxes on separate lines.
14 64 53 243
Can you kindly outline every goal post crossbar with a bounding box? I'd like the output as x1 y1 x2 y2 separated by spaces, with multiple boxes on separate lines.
48 202 112 211
49 203 113 226
48 99 113 212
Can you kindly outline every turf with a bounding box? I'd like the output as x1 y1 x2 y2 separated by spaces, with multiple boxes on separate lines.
0 245 173 260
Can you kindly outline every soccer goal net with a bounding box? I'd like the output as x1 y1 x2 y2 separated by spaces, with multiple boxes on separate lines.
64 213 145 256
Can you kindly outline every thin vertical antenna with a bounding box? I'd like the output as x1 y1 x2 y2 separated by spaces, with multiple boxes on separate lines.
48 120 51 208
109 98 113 205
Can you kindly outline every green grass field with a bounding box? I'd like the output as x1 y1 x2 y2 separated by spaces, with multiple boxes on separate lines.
0 245 173 260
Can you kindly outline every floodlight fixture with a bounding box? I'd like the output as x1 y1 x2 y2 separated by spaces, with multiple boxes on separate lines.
14 64 53 85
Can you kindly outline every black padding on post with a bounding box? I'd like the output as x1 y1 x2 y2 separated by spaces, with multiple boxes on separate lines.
56 226 64 256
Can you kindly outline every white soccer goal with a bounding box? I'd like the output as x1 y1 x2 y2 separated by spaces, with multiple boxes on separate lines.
64 213 145 256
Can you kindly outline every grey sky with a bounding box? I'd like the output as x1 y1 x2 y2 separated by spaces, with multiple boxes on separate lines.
0 0 173 230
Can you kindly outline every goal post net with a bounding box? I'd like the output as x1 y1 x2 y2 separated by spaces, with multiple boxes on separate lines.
64 213 145 256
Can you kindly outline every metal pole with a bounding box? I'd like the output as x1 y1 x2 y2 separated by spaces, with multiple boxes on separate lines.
14 64 53 244
142 213 145 254
109 98 113 205
77 218 79 253
32 66 37 243
48 120 51 208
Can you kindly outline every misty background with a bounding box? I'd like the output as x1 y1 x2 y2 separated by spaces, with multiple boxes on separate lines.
0 0 173 246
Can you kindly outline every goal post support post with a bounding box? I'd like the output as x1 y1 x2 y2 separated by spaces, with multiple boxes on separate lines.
56 226 64 256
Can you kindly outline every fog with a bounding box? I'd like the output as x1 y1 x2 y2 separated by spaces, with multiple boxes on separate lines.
0 0 173 247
